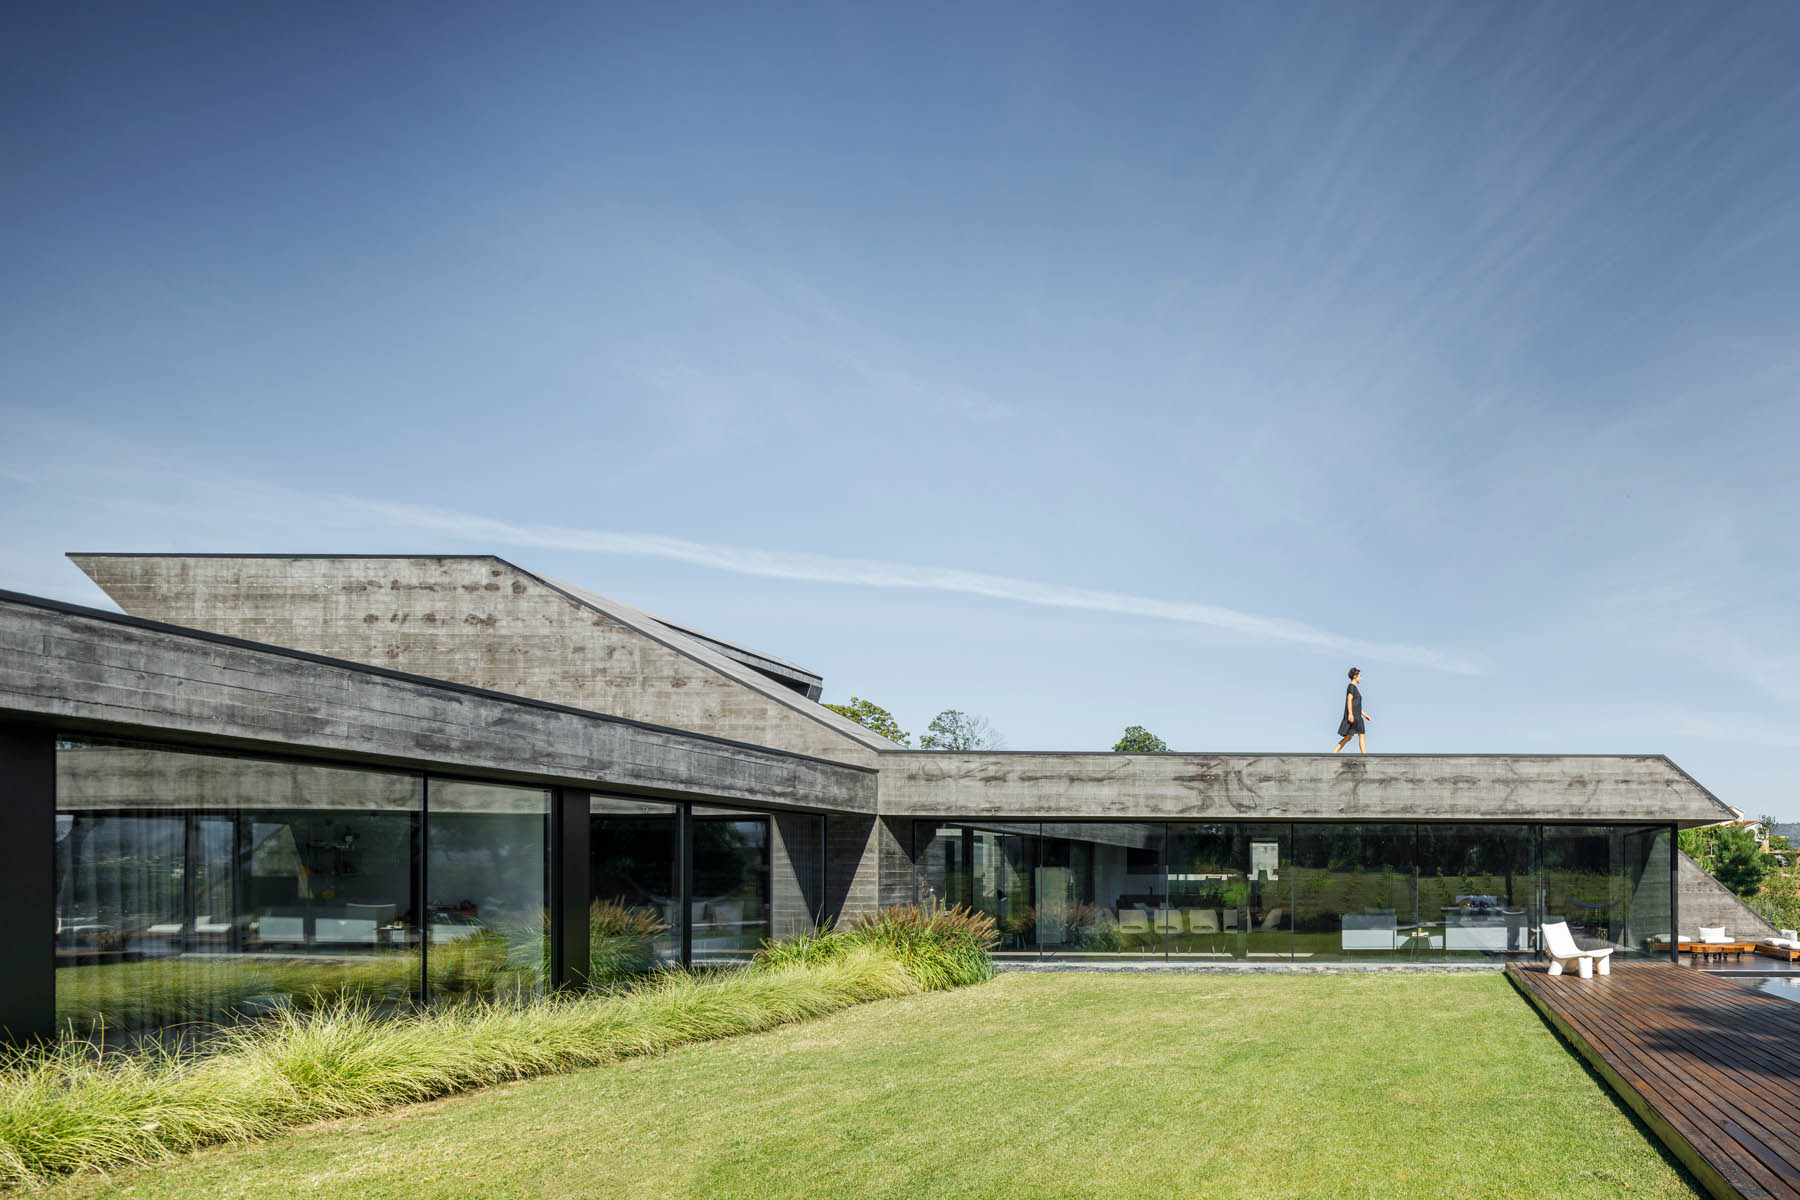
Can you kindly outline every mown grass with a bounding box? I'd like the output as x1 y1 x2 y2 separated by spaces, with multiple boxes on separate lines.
32 972 1696 1200
4 905 999 1192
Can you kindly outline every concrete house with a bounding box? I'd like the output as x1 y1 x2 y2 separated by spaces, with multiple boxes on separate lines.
0 554 1754 1043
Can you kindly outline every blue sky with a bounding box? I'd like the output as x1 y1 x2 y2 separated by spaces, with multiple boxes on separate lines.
4 3 1799 817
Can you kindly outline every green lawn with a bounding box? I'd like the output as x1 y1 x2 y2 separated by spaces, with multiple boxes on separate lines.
41 973 1695 1200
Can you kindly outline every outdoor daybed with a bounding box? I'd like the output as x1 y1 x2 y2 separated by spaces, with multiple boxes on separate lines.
1756 929 1800 962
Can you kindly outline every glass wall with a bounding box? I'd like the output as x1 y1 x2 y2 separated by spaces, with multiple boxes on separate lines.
590 796 680 980
916 823 1167 958
425 779 550 1000
1418 825 1535 961
691 805 771 963
55 739 422 1042
1168 824 1290 960
1039 823 1165 957
49 737 825 1043
916 820 1673 964
1543 825 1672 954
1291 824 1416 962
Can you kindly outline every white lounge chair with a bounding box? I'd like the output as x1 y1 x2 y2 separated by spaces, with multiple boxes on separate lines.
1116 907 1153 948
1542 920 1611 978
1185 907 1220 934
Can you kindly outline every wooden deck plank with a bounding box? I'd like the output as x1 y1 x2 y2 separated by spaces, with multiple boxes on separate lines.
1540 986 1800 1197
1509 962 1800 1200
1524 970 1800 1193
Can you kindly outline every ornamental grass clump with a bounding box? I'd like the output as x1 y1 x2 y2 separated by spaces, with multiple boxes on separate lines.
0 947 928 1192
750 903 999 990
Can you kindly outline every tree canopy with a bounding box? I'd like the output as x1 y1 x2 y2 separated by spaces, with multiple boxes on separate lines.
1112 726 1171 753
822 697 910 746
1713 825 1766 896
919 710 1004 751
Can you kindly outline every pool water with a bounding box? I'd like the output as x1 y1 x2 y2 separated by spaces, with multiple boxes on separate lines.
1746 976 1800 1006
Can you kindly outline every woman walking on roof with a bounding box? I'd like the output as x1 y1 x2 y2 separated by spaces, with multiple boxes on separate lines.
1333 667 1372 754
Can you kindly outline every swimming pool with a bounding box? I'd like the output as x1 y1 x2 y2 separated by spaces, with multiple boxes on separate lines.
1744 976 1800 1005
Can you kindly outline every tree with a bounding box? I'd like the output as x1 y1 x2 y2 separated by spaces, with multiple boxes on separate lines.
1113 726 1171 753
919 710 1004 751
822 697 910 746
1713 825 1766 897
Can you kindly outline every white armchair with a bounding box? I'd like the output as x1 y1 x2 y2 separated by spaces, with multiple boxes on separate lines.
1542 920 1612 978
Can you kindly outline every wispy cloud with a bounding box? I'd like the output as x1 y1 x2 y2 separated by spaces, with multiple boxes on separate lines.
349 500 1485 675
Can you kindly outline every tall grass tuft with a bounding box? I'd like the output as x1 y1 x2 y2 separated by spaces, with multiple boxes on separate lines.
750 902 999 990
0 940 951 1192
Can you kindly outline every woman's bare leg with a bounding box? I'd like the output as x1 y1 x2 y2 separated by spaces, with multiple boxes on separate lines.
1333 735 1353 753
1356 733 1367 754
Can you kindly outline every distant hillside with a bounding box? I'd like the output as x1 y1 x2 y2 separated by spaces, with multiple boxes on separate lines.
1777 823 1800 842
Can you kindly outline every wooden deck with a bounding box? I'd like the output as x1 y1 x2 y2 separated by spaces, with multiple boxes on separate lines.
1508 961 1800 1200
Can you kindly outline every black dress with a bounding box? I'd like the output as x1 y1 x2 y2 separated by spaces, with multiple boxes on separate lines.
1337 683 1365 737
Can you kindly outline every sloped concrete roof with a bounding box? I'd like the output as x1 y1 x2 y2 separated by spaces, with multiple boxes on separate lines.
69 553 899 765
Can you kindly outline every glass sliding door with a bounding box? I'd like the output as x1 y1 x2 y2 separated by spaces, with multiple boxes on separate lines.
1622 826 1674 952
770 813 826 939
690 806 771 962
1166 824 1290 960
1542 825 1672 956
590 796 680 981
913 823 1166 959
952 825 1038 955
425 779 551 1001
1036 824 1165 958
1416 825 1535 961
1290 824 1416 962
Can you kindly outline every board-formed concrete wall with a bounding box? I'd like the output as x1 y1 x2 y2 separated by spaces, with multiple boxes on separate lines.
0 593 875 815
71 555 891 769
1677 851 1777 940
877 752 1734 825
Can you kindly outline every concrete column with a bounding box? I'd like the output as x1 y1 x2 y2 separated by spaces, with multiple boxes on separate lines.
876 817 916 910
824 814 878 922
770 813 824 937
822 815 918 923
0 722 53 1044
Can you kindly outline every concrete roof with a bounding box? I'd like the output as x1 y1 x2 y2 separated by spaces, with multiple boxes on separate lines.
68 553 894 762
879 751 1734 826
0 590 876 813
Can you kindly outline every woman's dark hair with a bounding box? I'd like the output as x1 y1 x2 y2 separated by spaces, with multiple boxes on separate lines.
1348 667 1361 680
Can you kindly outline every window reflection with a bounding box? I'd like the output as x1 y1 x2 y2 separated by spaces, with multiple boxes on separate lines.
54 740 421 1042
425 779 550 1001
590 796 680 980
691 806 771 963
916 823 1167 958
1417 826 1534 960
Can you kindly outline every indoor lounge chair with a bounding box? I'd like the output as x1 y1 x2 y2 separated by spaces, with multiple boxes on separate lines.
1116 907 1153 949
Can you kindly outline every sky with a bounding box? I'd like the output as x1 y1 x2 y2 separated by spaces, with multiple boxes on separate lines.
3 2 1799 818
